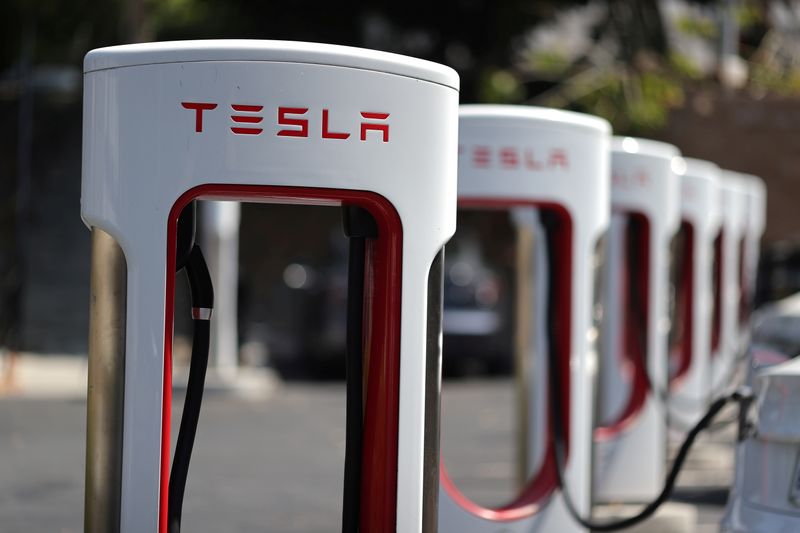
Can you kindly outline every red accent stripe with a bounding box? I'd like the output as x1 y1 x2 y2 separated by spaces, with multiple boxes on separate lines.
670 220 694 389
441 198 573 521
231 104 263 112
162 185 403 533
737 236 749 326
230 127 263 135
361 112 390 120
231 115 263 124
710 231 724 354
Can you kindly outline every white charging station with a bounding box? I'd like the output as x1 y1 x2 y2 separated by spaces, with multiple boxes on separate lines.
710 173 750 395
668 158 723 427
593 137 681 502
438 105 610 532
81 40 458 533
734 172 767 348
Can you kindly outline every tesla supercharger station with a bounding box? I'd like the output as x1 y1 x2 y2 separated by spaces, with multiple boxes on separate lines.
710 173 750 395
668 158 723 427
438 105 610 533
735 173 767 347
81 40 458 533
593 137 680 502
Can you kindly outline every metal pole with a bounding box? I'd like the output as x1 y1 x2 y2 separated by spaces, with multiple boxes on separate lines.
84 228 127 533
200 201 240 379
513 212 535 488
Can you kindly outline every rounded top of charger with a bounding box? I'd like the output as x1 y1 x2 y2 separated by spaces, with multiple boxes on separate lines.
455 104 610 224
459 104 611 135
83 39 460 90
745 173 767 202
720 169 753 194
723 169 764 195
678 158 721 229
611 136 681 161
722 169 767 235
682 157 721 182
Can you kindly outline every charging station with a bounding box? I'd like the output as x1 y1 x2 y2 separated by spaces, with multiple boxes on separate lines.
438 105 610 532
593 137 681 503
668 158 723 427
735 172 767 345
710 173 750 395
81 40 458 533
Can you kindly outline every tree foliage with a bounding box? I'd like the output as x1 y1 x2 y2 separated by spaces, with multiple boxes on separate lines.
1 0 799 132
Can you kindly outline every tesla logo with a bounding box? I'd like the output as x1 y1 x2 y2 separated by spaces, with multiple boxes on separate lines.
181 102 390 142
459 145 569 171
231 104 264 135
612 169 650 189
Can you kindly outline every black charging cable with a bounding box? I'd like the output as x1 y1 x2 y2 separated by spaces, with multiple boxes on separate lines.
540 211 754 531
341 206 377 533
169 205 214 533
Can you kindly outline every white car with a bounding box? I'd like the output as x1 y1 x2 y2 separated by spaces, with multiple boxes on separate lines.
721 355 800 533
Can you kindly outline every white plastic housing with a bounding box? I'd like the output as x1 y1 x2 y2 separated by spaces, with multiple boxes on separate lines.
82 40 459 533
439 105 611 533
740 173 767 333
669 158 723 426
711 173 750 394
594 137 681 502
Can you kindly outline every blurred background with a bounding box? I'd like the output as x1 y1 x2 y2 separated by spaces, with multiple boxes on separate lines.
3 0 800 371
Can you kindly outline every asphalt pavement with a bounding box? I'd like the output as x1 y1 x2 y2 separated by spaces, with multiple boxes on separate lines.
0 378 733 532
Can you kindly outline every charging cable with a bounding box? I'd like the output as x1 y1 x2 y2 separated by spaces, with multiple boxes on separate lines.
341 206 377 533
541 211 754 531
168 203 214 533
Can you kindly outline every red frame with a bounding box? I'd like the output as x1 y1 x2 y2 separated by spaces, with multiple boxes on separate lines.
160 184 403 533
669 220 694 389
439 198 572 521
595 212 650 440
710 230 724 356
737 235 749 326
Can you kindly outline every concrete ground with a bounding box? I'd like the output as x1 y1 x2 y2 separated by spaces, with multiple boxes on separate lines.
0 359 735 532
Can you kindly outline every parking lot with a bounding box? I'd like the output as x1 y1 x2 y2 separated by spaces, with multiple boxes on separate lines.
0 378 733 533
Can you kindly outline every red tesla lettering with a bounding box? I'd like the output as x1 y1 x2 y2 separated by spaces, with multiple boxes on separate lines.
500 147 519 169
524 149 541 170
360 112 390 142
473 146 491 168
549 149 568 169
230 104 264 135
277 107 309 137
322 109 350 139
181 102 217 133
